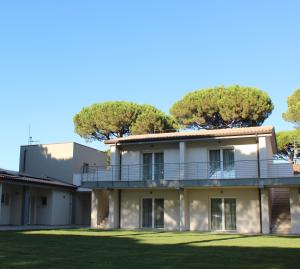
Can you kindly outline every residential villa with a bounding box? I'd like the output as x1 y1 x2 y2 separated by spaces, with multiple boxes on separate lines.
82 126 300 234
0 142 106 227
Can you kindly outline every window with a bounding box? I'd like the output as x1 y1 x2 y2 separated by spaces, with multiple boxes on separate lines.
142 198 164 228
211 198 236 231
142 152 164 180
22 149 27 172
40 196 47 206
209 149 235 178
1 192 9 206
82 163 89 173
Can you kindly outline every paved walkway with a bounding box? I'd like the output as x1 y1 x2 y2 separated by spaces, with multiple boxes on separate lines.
0 225 88 231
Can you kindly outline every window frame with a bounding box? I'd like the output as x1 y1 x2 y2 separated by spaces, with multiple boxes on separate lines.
141 197 165 229
209 197 237 231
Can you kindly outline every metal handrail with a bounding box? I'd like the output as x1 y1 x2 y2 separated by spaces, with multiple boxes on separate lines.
81 159 294 182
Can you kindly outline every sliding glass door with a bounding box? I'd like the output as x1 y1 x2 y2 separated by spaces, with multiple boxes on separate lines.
142 198 153 228
211 198 236 231
142 198 164 228
209 149 235 178
143 152 164 180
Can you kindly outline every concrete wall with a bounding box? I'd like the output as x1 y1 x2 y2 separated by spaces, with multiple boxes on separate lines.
19 143 74 183
0 184 23 225
75 192 91 225
36 189 53 225
20 142 106 184
120 189 180 230
51 190 72 225
73 143 106 174
189 188 261 233
290 187 300 234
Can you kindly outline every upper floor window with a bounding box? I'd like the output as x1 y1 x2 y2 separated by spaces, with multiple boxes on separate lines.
82 163 89 173
209 149 235 178
22 149 27 172
143 152 164 180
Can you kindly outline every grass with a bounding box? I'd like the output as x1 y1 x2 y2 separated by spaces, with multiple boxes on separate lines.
1 230 300 269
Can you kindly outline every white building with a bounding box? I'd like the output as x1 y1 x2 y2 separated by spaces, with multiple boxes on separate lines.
82 126 300 234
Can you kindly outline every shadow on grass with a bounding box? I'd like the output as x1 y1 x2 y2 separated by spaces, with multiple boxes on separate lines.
0 231 299 269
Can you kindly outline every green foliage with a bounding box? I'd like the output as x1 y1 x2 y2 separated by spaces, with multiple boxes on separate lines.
276 129 300 161
170 85 274 129
282 88 300 128
74 101 176 141
131 105 177 135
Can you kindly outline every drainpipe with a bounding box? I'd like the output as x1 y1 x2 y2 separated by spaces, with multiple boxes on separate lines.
257 135 263 233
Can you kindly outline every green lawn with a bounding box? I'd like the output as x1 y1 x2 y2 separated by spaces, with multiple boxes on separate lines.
1 230 300 269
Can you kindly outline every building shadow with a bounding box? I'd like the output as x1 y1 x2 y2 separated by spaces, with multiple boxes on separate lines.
0 231 300 269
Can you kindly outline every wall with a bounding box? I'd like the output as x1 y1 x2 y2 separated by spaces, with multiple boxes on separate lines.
51 190 72 225
0 184 23 225
73 143 106 174
75 192 91 225
36 189 53 225
189 188 260 233
19 143 74 183
120 189 180 230
120 143 179 180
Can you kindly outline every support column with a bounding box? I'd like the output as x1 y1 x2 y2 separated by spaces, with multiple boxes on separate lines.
290 187 300 234
258 136 268 178
110 145 121 180
108 190 120 229
91 190 99 228
179 189 186 231
260 188 270 234
179 142 186 180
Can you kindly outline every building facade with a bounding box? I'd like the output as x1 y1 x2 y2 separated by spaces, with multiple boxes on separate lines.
82 126 300 234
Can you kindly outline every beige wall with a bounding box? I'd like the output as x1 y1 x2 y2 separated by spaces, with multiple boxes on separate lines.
51 190 72 225
119 188 260 233
120 189 180 230
20 142 106 184
189 188 260 233
0 184 23 225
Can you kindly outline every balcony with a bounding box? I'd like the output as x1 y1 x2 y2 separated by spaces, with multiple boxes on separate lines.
79 159 299 189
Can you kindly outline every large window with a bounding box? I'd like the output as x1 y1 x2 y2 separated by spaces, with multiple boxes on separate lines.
209 149 235 178
142 198 164 228
143 152 164 180
211 198 236 231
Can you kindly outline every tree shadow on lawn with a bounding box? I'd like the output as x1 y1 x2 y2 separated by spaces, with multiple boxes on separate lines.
0 232 299 269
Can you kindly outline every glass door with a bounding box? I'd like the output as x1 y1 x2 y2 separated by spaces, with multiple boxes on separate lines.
154 153 164 180
143 153 152 180
211 198 223 230
154 199 164 228
211 198 237 231
224 198 236 230
142 198 164 228
223 149 235 178
142 198 153 228
209 150 221 178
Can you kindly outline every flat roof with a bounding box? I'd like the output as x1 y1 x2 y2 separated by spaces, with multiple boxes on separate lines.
105 126 275 144
20 141 104 152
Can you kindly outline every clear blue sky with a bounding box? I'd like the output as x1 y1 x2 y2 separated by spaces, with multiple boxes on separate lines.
0 1 299 170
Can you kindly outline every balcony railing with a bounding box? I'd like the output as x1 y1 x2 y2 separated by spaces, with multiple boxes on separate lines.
81 159 294 182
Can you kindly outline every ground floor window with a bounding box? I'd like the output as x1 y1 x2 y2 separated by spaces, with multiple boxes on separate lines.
142 198 164 228
211 198 236 231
